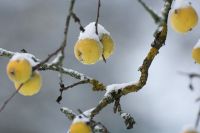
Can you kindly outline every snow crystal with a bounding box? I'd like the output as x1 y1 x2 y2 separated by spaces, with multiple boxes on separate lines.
104 82 134 97
172 0 191 10
10 53 39 66
194 39 200 49
79 22 110 41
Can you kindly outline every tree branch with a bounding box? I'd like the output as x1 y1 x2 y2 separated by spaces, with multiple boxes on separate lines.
0 83 23 113
71 12 85 32
138 0 161 24
0 48 106 91
57 79 90 103
90 0 172 118
95 0 101 35
60 107 76 120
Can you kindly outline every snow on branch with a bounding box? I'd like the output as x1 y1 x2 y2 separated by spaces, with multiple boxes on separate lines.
60 0 173 131
89 0 173 122
0 48 105 92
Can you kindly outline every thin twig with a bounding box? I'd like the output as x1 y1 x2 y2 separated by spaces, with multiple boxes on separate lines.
138 0 161 24
56 0 76 84
178 71 200 91
0 48 106 91
62 79 89 91
195 105 200 128
71 12 85 32
95 0 101 35
178 71 200 79
60 107 76 120
0 84 23 113
90 0 173 118
32 0 76 72
57 79 89 103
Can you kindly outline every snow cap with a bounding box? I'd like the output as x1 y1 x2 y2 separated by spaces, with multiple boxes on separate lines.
72 114 90 124
79 22 110 41
10 53 39 66
194 39 200 49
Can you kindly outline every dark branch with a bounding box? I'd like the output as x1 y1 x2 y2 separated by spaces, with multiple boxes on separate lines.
32 0 76 71
95 0 101 35
90 0 173 118
71 12 85 32
57 79 89 103
0 84 23 113
195 105 200 128
138 0 161 24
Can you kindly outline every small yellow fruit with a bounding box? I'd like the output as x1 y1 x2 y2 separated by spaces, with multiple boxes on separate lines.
7 59 32 83
192 47 200 64
69 122 92 133
14 71 42 96
170 5 198 33
100 34 115 59
74 39 102 64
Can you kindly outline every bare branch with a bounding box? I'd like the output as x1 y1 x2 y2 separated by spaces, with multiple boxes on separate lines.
95 0 101 35
57 79 89 103
0 48 14 58
60 107 76 120
0 84 23 113
33 0 76 72
62 79 89 92
71 12 85 32
90 0 173 118
179 71 200 91
195 105 200 129
39 64 106 91
138 0 161 24
0 48 106 91
179 71 200 79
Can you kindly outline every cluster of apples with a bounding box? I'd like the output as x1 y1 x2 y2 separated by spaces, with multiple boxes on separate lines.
74 22 115 65
6 53 42 96
169 0 200 64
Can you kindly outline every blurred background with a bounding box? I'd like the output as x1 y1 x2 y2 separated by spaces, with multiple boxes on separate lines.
0 0 200 133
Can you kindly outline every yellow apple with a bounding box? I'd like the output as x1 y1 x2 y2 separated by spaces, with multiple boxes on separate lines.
74 39 102 64
170 5 198 33
100 34 115 59
69 122 92 133
14 71 42 96
7 58 32 83
192 47 200 64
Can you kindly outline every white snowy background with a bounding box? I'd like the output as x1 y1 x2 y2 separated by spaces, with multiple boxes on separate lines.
0 0 200 133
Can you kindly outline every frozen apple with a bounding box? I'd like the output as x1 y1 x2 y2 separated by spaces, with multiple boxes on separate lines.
14 71 42 96
192 40 200 64
69 121 92 133
170 4 198 33
74 39 102 64
7 58 32 83
100 34 115 59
